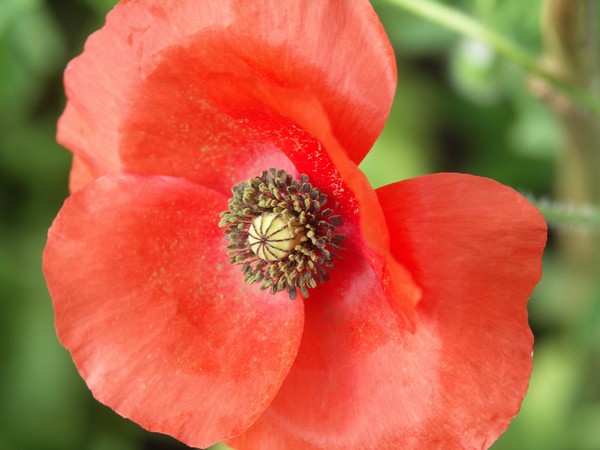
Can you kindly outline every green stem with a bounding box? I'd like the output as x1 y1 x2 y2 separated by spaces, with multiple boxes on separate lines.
383 0 600 116
527 196 600 231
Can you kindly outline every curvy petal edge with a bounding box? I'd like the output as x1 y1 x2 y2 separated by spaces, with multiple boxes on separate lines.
69 155 96 192
229 173 546 449
376 173 547 447
43 173 305 448
57 0 396 181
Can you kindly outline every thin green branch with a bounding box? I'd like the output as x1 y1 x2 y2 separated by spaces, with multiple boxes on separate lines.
384 0 600 117
527 196 600 231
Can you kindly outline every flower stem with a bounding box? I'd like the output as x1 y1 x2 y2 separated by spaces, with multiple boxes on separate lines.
383 0 600 117
541 0 600 264
527 197 600 232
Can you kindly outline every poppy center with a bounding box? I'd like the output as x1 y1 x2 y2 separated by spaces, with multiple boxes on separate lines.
219 168 344 299
248 213 304 262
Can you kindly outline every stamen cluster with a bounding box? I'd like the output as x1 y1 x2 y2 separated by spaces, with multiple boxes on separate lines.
219 168 344 299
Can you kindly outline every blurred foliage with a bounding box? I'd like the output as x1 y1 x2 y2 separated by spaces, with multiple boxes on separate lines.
0 0 598 449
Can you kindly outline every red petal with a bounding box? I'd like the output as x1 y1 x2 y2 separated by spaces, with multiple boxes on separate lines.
43 174 305 448
58 0 411 319
58 0 395 181
119 42 419 322
229 173 546 449
68 156 96 192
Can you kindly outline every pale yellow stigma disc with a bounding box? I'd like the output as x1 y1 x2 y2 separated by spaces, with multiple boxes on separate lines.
248 213 303 262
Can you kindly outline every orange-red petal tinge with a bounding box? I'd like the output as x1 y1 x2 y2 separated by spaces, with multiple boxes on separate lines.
58 0 395 189
48 0 548 448
377 173 547 447
43 174 305 448
229 173 546 449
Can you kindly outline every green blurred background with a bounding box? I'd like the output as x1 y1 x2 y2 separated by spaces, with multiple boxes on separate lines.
1 0 598 449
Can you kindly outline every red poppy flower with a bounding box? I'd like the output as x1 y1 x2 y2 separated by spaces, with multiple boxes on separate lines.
44 1 547 449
